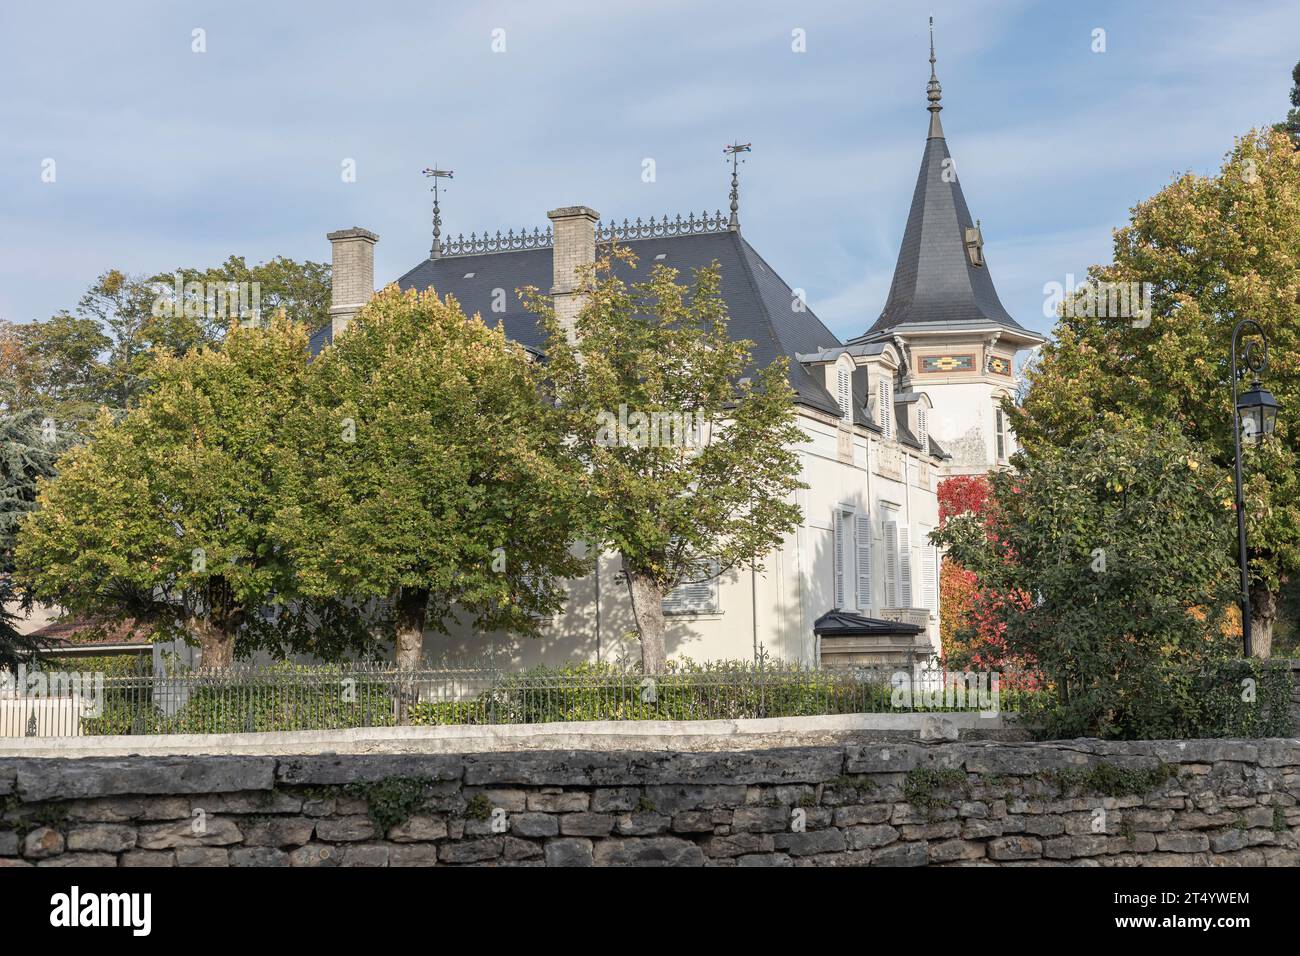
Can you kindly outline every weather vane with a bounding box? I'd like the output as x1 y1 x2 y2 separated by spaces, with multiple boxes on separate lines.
723 142 751 231
422 166 454 258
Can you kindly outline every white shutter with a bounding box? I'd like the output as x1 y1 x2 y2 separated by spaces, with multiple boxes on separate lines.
897 524 913 608
854 513 872 613
833 510 850 608
883 520 898 606
917 408 928 450
878 378 892 438
837 369 852 425
663 558 720 614
920 529 938 613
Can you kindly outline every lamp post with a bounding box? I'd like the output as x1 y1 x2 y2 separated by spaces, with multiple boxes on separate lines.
1230 320 1281 657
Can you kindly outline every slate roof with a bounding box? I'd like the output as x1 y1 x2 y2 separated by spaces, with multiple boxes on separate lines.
316 230 845 415
813 608 924 636
855 116 1040 343
309 228 950 459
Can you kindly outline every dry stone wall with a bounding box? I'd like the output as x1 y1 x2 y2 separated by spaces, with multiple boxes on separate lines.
1 739 1298 867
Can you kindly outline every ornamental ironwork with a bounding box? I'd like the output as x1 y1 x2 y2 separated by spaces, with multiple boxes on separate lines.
438 210 731 257
595 210 728 243
441 226 554 257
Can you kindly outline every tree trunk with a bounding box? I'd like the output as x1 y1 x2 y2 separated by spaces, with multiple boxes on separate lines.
1248 582 1276 658
625 562 667 674
393 588 428 724
393 588 428 670
191 617 235 669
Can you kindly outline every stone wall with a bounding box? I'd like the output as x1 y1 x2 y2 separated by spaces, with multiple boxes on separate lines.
1 738 1297 867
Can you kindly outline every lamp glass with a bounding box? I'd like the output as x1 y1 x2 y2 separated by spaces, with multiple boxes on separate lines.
1237 384 1280 445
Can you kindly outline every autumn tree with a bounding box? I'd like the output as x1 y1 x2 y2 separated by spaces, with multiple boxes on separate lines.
13 318 369 666
525 247 805 673
936 475 1000 666
936 424 1240 738
275 286 587 670
1010 128 1300 655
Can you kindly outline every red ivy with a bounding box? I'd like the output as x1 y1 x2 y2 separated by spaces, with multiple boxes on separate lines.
938 474 991 527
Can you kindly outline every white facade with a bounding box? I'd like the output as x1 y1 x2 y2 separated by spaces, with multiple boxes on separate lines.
422 380 943 668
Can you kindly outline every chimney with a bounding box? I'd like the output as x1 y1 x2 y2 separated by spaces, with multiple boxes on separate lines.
327 227 379 338
546 206 599 343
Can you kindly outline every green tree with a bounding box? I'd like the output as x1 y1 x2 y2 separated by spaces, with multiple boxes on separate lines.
13 318 363 666
934 424 1239 739
1010 128 1300 655
1275 59 1300 147
1 257 329 421
0 406 76 668
275 286 588 671
523 247 806 673
1 314 112 424
90 257 330 409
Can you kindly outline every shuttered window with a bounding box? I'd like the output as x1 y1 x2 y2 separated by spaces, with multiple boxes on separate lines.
832 510 850 609
917 408 928 451
854 513 872 613
883 519 913 607
897 524 912 608
662 558 721 615
920 525 938 613
878 377 893 438
837 368 853 425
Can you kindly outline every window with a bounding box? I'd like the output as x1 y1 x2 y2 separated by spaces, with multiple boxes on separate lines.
854 513 873 613
877 376 893 438
833 509 873 611
994 406 1006 461
965 222 985 267
833 509 851 608
662 558 721 615
883 518 912 608
920 526 939 614
916 407 928 451
837 368 853 425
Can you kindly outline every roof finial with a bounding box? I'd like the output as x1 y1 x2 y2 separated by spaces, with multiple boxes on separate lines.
926 17 944 138
422 166 454 259
724 141 751 231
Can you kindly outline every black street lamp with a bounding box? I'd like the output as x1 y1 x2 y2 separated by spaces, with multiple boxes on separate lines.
1230 320 1280 657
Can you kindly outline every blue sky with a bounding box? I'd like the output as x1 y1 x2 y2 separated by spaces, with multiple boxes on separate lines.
1 0 1296 341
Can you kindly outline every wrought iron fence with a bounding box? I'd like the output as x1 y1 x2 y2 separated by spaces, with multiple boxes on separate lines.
0 660 1039 739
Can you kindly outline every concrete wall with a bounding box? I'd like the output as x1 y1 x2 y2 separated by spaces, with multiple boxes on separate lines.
3 737 1297 867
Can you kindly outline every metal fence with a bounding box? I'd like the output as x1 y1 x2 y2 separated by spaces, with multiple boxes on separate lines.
0 660 1039 739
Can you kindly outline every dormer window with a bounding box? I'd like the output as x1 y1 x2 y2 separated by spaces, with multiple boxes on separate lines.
917 407 928 451
964 221 985 267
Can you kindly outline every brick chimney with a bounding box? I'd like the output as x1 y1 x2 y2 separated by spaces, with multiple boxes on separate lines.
327 227 379 338
546 206 599 343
